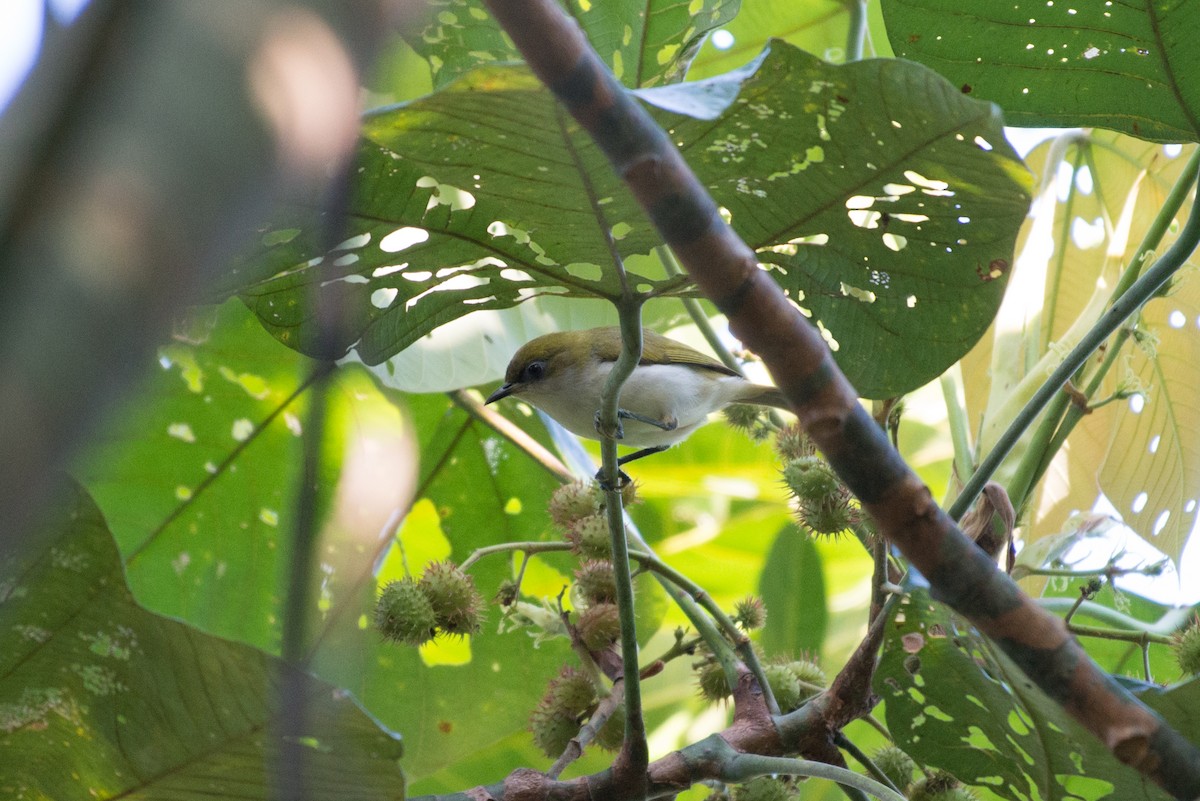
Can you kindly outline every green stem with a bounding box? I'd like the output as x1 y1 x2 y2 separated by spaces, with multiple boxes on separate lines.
835 733 903 797
949 157 1200 520
1036 597 1189 635
938 363 973 500
601 301 650 773
459 540 573 571
1068 623 1173 646
845 0 868 62
659 246 741 372
630 549 780 715
723 754 906 801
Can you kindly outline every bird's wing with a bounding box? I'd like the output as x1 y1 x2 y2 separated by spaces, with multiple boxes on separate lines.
588 327 741 377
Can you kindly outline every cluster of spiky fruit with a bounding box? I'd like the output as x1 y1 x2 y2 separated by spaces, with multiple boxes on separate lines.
775 425 856 536
529 665 624 757
696 650 826 714
374 561 484 647
547 480 640 653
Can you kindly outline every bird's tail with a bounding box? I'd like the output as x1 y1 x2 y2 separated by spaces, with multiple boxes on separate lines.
740 384 791 410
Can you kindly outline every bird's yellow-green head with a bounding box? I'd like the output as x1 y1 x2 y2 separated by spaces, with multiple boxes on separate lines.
484 330 599 405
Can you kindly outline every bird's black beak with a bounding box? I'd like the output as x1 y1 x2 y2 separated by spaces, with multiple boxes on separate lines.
485 384 514 405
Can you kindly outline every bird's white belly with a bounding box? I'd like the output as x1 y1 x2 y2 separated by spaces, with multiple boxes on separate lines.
527 363 744 448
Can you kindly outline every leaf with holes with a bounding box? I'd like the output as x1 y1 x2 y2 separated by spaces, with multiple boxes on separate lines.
876 587 1193 801
230 42 1029 398
402 0 740 90
960 133 1200 562
0 483 404 801
882 0 1200 143
650 41 1031 397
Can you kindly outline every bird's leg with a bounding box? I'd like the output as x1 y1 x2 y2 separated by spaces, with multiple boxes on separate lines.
617 409 678 432
594 409 678 440
617 445 670 466
593 445 671 488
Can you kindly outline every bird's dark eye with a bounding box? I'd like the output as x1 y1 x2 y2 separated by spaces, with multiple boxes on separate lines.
522 360 547 382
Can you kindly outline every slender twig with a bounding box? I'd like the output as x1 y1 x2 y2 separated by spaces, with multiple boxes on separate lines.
835 733 903 796
459 540 574 571
450 389 575 482
277 362 334 801
722 753 905 801
600 305 651 778
1066 623 1173 646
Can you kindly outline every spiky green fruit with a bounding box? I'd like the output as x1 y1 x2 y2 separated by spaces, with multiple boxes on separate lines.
529 705 578 759
733 596 767 630
731 777 791 801
873 743 916 786
783 457 841 505
567 514 612 559
764 663 804 713
775 423 813 461
529 665 598 759
375 578 437 646
786 658 826 702
1173 620 1200 676
547 665 597 713
908 771 975 801
549 481 602 528
871 745 916 791
575 560 617 605
696 661 732 703
578 602 621 651
418 561 484 636
595 702 625 751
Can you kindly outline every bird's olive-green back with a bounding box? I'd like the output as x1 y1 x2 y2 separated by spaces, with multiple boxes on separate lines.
586 327 741 376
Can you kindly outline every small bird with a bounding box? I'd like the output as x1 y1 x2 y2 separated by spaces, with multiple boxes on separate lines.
485 327 790 470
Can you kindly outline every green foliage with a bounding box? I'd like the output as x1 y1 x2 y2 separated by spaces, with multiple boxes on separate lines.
876 588 1200 801
10 1 1200 799
882 0 1200 142
229 40 1029 398
0 484 404 800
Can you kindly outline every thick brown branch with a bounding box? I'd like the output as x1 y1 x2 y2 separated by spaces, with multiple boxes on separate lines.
479 1 1200 797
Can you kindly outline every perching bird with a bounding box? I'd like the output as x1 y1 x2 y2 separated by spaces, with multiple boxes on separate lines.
485 327 789 469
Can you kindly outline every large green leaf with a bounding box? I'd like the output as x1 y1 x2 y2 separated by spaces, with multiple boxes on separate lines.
73 300 576 782
881 0 1200 143
0 483 404 800
232 42 1030 397
759 526 828 658
876 587 1198 801
655 43 1031 396
401 0 740 90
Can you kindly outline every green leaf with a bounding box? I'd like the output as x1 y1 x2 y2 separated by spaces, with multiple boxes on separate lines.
688 0 854 80
74 301 318 649
73 301 572 782
658 42 1031 396
875 587 1185 801
402 0 740 90
881 0 1200 143
759 526 828 658
0 483 404 800
232 42 1030 397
